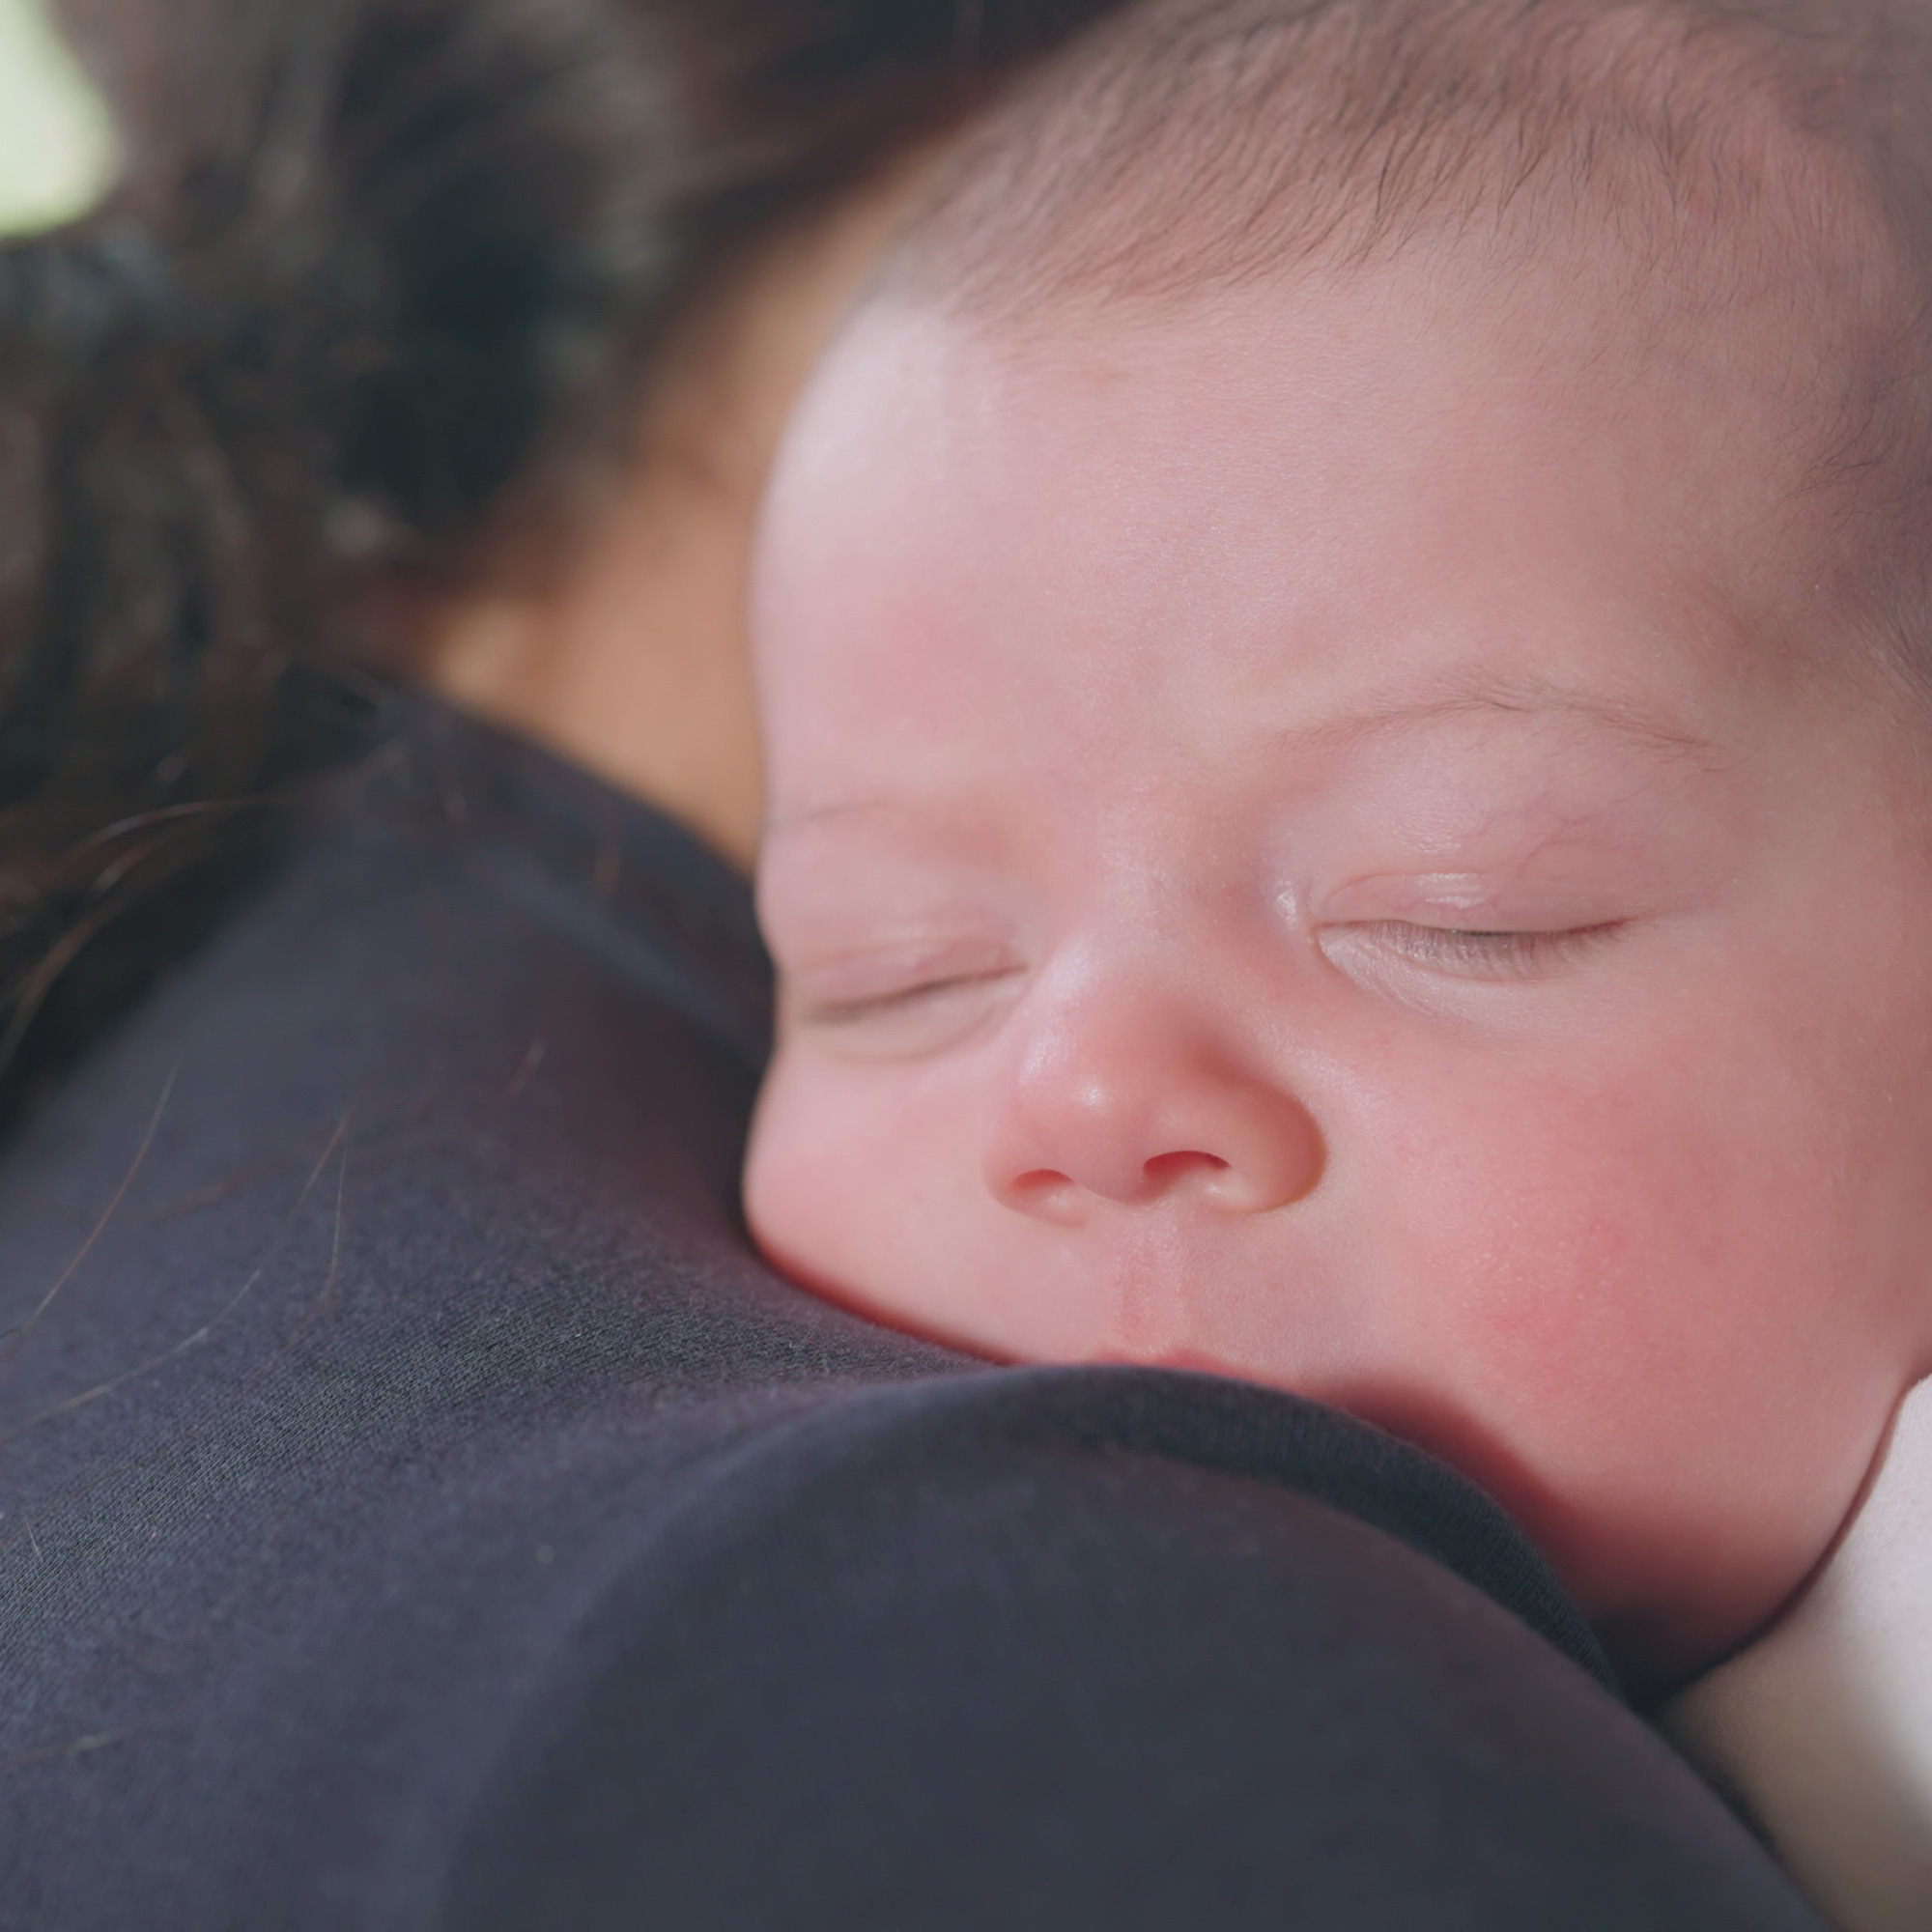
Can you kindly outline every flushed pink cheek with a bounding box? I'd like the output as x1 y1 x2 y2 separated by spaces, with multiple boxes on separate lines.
745 1062 990 1329
1349 1067 1882 1651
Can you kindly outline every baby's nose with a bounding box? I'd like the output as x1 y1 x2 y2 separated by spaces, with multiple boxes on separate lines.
982 981 1324 1226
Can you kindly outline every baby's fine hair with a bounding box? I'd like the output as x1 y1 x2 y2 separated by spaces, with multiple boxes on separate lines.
879 0 1932 668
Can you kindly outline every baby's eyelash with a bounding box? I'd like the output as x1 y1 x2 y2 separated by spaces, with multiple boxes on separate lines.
794 970 1009 1028
1340 921 1625 979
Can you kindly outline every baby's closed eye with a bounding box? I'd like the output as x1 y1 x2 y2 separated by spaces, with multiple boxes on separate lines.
781 936 1024 1055
1309 870 1641 986
1318 919 1629 981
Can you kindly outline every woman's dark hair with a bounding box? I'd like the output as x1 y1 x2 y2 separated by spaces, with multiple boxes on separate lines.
0 0 1128 1127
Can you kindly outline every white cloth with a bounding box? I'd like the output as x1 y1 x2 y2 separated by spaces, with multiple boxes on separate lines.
1662 1375 1932 1932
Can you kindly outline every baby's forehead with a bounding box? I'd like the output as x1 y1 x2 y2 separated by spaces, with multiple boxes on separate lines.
758 273 1924 857
801 247 1847 639
771 296 1825 752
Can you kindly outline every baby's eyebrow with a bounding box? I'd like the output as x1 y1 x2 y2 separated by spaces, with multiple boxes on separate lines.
764 683 1719 847
1301 679 1718 759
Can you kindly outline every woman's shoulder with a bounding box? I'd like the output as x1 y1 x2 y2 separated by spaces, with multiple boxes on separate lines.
0 697 963 1918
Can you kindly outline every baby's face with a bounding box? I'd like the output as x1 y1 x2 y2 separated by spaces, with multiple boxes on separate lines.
746 259 1932 1689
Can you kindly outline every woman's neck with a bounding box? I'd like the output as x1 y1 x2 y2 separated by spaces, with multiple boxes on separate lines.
427 167 927 872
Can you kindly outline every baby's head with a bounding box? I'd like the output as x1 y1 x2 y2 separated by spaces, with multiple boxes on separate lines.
745 0 1932 1690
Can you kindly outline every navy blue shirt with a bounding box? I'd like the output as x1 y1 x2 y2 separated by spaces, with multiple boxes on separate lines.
0 700 1823 1929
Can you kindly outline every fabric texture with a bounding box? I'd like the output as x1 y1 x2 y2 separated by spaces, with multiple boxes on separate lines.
0 697 1826 1929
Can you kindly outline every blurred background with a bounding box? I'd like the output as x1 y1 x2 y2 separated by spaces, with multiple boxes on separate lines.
0 0 112 236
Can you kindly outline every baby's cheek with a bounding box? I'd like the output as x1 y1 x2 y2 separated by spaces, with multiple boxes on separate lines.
744 1049 981 1332
1371 1044 1896 1660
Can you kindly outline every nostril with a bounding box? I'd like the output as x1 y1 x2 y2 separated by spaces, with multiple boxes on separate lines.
1004 1168 1088 1224
1142 1151 1229 1190
1010 1168 1072 1199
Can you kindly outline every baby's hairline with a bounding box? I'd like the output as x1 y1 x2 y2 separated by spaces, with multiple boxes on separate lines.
833 0 1932 692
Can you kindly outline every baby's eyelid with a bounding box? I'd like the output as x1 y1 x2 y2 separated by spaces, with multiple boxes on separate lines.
1313 871 1628 932
792 964 1020 1026
782 935 1024 1015
1316 917 1628 983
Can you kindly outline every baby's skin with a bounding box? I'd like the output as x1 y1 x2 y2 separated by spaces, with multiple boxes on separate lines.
744 240 1932 1693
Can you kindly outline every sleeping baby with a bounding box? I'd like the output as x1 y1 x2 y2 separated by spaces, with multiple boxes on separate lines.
742 0 1932 1921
